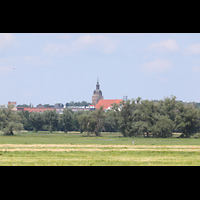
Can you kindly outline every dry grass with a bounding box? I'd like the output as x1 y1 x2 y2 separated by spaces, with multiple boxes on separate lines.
1 132 200 165
1 144 200 152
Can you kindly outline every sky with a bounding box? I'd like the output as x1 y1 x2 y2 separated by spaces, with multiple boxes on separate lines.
1 33 200 106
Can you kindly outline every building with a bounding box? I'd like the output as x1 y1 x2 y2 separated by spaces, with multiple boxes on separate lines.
8 101 17 107
91 79 123 111
11 78 123 113
123 95 128 102
54 103 64 109
16 103 54 113
15 102 94 113
67 105 95 112
8 101 17 111
23 107 54 113
92 78 103 106
55 103 64 114
95 99 122 111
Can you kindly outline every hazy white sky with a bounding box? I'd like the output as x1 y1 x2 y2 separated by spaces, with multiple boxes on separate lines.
1 33 200 106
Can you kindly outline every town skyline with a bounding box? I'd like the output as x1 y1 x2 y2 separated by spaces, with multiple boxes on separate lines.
1 33 200 106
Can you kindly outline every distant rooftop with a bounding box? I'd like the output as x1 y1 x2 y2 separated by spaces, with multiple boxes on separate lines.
95 99 122 110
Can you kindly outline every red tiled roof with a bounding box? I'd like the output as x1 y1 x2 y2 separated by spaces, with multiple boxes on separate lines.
8 102 16 105
95 99 122 110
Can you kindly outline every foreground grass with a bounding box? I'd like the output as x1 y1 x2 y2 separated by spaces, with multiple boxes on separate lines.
1 131 200 165
1 149 200 166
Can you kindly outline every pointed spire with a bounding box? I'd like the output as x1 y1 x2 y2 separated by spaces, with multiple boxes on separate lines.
96 77 100 90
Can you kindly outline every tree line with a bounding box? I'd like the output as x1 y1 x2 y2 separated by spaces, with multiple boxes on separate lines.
1 96 200 138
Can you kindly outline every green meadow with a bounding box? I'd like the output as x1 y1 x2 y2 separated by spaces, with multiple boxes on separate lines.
1 131 200 166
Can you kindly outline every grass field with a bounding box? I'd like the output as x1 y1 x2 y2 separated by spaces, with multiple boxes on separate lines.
1 131 200 166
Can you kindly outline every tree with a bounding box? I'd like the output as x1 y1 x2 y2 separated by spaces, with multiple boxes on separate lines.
72 111 85 131
118 100 135 137
140 100 158 137
163 95 176 121
86 106 105 136
103 110 118 133
29 112 44 132
175 102 200 138
118 98 174 137
43 110 59 132
152 115 174 138
60 109 73 133
17 111 33 130
0 105 23 135
132 120 149 137
77 113 89 133
110 102 121 132
131 99 157 137
157 96 177 122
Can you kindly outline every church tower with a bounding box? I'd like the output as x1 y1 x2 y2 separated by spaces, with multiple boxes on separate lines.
92 78 103 106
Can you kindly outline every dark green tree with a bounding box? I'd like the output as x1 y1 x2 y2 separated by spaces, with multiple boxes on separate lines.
73 111 85 131
29 112 44 132
0 105 23 135
60 109 73 133
43 110 59 132
17 111 33 130
103 110 117 133
152 115 174 138
175 103 200 138
131 99 157 137
157 96 177 122
118 100 135 137
77 113 89 133
87 106 105 136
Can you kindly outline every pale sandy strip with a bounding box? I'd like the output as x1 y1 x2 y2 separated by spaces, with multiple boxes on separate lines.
1 148 200 152
1 144 200 152
0 144 128 148
1 144 200 149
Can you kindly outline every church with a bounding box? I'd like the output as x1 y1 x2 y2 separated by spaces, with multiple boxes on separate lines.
92 78 122 111
92 78 103 106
